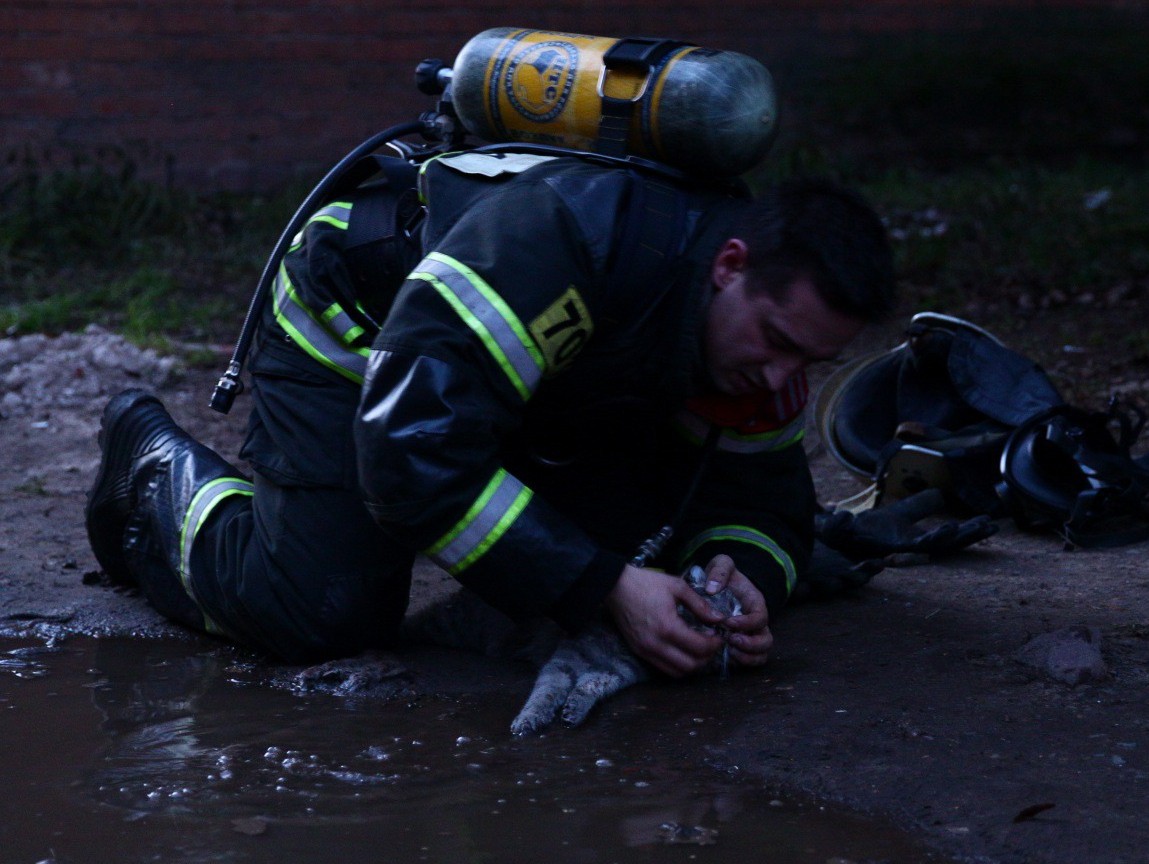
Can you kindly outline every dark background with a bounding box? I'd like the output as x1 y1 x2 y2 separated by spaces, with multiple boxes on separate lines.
7 1 1147 191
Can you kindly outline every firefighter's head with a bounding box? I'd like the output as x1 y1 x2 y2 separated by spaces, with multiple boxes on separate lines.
703 179 895 397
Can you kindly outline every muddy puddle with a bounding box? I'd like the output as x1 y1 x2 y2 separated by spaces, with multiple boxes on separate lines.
0 637 945 863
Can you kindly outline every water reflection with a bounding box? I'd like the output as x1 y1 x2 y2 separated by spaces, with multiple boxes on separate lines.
85 641 422 819
0 639 943 863
0 644 56 679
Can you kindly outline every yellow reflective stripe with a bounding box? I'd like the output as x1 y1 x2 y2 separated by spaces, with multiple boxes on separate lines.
322 303 366 345
417 153 449 205
306 201 352 231
272 198 368 379
409 252 545 401
680 525 798 596
425 469 533 576
675 412 806 453
178 478 254 636
272 264 370 384
287 202 352 253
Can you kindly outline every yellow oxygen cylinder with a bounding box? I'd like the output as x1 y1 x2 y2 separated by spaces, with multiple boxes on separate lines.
449 27 778 176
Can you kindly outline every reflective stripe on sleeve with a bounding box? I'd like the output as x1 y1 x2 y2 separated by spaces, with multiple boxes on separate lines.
289 202 353 252
275 199 372 380
306 201 352 231
178 478 255 636
408 252 546 401
425 468 533 576
321 302 367 345
680 524 798 596
273 263 371 383
675 411 806 453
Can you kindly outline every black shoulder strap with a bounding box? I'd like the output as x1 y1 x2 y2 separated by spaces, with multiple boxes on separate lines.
330 153 418 201
606 175 687 295
604 170 748 319
340 155 424 307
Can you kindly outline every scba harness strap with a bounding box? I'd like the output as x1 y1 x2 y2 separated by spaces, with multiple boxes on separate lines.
342 156 425 315
301 147 733 377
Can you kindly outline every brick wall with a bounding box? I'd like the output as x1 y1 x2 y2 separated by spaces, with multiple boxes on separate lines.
3 0 1134 190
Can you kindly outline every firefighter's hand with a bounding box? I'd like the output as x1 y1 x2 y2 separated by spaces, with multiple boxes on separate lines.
604 565 725 677
815 489 999 561
510 622 647 736
695 555 773 667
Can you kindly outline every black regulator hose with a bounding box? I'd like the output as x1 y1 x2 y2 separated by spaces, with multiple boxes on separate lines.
210 119 427 414
629 423 723 568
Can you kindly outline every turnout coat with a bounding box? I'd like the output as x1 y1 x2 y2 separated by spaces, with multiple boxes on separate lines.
343 153 817 630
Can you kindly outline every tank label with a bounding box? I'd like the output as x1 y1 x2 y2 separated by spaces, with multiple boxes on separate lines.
502 40 578 124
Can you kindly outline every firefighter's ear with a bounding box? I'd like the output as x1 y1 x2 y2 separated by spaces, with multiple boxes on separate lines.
711 239 749 290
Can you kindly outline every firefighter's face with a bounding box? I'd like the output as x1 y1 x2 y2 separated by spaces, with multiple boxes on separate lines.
704 239 863 397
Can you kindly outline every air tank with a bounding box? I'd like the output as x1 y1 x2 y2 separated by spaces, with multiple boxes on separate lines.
449 27 778 176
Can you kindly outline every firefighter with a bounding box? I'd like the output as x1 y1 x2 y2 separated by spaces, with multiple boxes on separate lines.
85 155 895 680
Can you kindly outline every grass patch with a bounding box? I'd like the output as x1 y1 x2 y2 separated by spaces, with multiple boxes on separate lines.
0 146 187 270
748 7 1149 333
857 160 1149 311
2 6 1147 387
0 146 296 349
771 8 1149 173
13 476 48 496
744 151 1149 320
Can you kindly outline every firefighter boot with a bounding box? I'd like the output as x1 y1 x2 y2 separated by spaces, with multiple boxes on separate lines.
86 389 194 585
121 407 250 635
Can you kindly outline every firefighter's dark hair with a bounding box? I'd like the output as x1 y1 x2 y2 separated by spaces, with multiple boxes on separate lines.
737 177 897 323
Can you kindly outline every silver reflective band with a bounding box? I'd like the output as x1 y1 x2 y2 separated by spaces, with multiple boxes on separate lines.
273 263 370 383
322 302 367 346
426 469 533 576
178 477 254 635
307 201 352 231
409 252 545 401
681 525 798 595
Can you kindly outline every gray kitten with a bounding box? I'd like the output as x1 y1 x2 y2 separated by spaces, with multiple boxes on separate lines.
402 566 742 736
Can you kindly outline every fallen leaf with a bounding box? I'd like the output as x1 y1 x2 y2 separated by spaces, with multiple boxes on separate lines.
1012 802 1055 823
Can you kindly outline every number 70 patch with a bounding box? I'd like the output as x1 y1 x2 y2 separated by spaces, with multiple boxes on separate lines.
529 285 594 375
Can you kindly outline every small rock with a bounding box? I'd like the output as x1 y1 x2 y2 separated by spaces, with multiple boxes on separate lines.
1106 282 1135 305
291 650 409 695
231 817 268 836
1083 187 1112 210
0 331 182 416
1015 625 1107 685
657 822 717 845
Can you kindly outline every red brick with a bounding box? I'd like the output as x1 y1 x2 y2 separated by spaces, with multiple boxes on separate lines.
0 90 83 119
2 0 1137 190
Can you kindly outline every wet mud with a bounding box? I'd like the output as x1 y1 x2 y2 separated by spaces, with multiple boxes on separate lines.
3 341 1149 863
0 638 944 864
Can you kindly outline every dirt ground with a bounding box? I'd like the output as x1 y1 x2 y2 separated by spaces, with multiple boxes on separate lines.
2 327 1148 864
